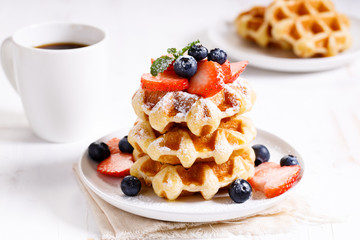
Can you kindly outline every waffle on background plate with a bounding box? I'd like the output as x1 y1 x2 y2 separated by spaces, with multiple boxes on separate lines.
129 76 257 200
235 0 352 57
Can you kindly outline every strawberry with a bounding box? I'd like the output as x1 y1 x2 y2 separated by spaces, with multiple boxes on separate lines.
248 162 300 198
225 61 248 83
221 60 231 79
188 60 225 98
254 162 279 173
141 72 189 92
106 138 120 154
97 153 134 177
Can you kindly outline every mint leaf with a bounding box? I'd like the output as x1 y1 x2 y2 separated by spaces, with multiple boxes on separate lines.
167 48 177 55
178 40 200 56
150 56 174 76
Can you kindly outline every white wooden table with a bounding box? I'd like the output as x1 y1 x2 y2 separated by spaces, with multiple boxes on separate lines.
0 0 359 239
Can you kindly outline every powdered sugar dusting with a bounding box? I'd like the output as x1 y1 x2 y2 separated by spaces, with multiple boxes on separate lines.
149 92 173 113
174 91 199 118
215 142 227 154
236 77 253 106
134 127 145 141
157 146 171 151
153 139 172 152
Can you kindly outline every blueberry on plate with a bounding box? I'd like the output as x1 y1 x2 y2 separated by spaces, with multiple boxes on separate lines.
173 56 197 78
280 154 299 166
121 175 141 196
252 144 270 166
88 142 110 162
188 43 208 61
207 48 227 65
228 179 252 203
119 136 134 153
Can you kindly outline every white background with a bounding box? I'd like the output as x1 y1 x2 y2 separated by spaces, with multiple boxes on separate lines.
0 0 360 239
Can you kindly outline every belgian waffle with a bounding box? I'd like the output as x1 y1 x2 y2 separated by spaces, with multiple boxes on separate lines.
130 147 255 200
235 0 351 57
128 114 256 168
234 6 291 49
266 0 351 57
132 78 256 137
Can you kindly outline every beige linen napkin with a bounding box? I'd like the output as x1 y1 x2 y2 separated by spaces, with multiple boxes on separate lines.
73 164 340 240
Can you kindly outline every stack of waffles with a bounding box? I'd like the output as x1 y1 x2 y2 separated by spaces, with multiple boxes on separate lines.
235 0 351 57
128 78 257 200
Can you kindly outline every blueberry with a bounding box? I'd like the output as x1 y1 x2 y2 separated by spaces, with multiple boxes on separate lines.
188 44 208 61
88 142 110 162
173 56 197 78
207 48 227 65
252 144 270 166
121 175 141 196
280 155 299 166
119 136 134 153
228 179 252 203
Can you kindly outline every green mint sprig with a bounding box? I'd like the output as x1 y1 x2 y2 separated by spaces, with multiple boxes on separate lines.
150 56 174 77
150 40 200 76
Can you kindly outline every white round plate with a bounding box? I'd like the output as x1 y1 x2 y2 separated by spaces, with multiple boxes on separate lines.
207 17 360 72
78 128 304 222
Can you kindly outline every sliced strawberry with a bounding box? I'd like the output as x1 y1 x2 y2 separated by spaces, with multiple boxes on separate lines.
188 60 225 98
254 162 279 173
141 72 189 92
225 61 248 83
248 162 301 198
97 153 134 177
164 62 175 74
264 166 300 198
221 60 231 79
106 138 120 154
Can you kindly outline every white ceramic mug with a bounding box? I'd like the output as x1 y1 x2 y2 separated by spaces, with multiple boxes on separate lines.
1 23 108 142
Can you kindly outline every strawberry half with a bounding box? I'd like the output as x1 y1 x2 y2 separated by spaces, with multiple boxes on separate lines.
141 72 189 92
188 60 225 98
248 162 301 198
106 138 120 154
225 61 248 83
97 153 134 177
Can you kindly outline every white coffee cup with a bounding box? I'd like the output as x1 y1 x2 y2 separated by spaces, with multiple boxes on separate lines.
1 23 108 142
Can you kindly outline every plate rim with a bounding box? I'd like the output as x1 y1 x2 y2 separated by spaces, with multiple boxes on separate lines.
78 128 305 222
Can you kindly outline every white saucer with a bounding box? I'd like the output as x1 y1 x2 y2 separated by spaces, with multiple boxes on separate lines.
78 128 304 222
207 17 360 72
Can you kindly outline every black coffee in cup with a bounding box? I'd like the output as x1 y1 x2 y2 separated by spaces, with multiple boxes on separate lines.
35 42 88 50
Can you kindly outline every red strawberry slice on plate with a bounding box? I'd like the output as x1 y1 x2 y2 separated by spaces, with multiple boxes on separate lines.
225 61 248 83
254 162 279 173
141 72 189 92
248 162 301 198
97 153 134 177
188 60 225 98
106 138 120 154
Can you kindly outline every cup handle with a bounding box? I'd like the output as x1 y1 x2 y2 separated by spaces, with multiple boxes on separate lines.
1 37 17 92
